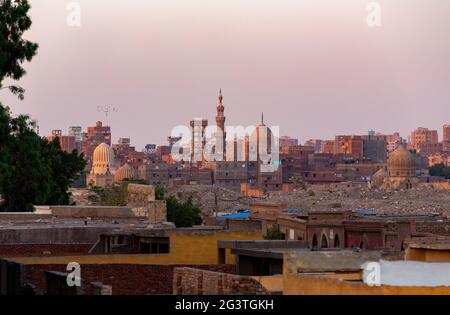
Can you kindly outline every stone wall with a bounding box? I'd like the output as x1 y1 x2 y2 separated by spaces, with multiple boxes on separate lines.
173 267 270 295
147 200 167 224
126 183 155 206
125 184 167 223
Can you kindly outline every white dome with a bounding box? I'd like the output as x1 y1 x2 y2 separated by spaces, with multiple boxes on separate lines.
92 143 114 175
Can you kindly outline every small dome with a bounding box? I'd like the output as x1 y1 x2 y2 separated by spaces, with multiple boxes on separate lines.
92 143 114 175
387 145 415 178
114 163 135 182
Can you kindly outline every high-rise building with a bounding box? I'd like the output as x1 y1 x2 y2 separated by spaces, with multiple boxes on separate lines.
279 136 299 148
410 127 438 147
386 132 404 155
47 129 76 153
68 126 82 152
334 135 363 159
443 124 450 152
68 126 82 142
190 118 208 163
410 127 440 156
362 135 387 163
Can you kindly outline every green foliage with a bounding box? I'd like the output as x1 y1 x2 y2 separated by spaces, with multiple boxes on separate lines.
0 107 86 211
264 225 283 240
155 184 166 201
0 0 38 99
91 184 128 207
429 163 450 179
0 1 85 211
166 195 202 228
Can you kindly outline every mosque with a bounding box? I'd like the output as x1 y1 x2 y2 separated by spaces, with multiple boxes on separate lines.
87 142 136 188
371 144 419 189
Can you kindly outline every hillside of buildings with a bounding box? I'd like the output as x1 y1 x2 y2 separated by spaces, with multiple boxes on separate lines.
164 184 450 217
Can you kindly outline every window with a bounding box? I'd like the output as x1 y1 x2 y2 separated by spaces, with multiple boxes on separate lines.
140 237 170 254
321 234 328 248
334 235 340 248
312 234 318 249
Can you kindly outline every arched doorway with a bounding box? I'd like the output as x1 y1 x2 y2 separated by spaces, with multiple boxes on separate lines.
312 234 318 249
321 234 328 248
334 235 340 248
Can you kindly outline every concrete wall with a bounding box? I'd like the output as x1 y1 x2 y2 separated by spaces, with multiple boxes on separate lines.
9 229 262 265
406 248 450 262
284 251 382 273
0 244 92 258
50 206 135 218
283 273 450 295
0 226 113 244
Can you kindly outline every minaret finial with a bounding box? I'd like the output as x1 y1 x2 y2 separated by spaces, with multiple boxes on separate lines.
218 88 223 103
261 112 264 124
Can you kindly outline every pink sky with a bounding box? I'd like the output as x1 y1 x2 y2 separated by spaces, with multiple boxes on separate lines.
2 0 449 149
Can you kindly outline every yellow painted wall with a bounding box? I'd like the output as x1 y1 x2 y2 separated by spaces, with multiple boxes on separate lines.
405 248 450 262
9 229 262 265
283 273 450 295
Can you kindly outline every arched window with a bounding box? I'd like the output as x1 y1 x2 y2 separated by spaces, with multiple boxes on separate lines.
321 234 328 248
312 234 318 249
334 235 340 248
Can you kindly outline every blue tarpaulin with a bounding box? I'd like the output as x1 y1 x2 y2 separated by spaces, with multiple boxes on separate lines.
211 210 250 219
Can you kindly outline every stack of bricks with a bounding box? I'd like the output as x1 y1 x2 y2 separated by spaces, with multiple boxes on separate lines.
173 267 269 295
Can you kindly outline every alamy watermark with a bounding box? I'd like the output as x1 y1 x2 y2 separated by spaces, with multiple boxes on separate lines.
170 123 280 172
366 2 382 27
66 2 81 27
66 262 81 287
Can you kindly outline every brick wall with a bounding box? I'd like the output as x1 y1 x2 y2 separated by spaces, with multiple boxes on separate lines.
23 264 235 295
173 267 270 295
416 222 450 236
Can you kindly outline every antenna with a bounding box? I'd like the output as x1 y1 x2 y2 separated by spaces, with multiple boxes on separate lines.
97 105 118 123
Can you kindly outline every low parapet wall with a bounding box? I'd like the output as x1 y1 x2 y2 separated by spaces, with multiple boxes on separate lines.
50 206 135 218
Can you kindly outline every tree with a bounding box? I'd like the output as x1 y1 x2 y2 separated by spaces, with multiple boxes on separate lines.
0 1 85 211
166 195 202 228
1 0 38 99
264 225 283 240
429 163 450 179
0 110 86 211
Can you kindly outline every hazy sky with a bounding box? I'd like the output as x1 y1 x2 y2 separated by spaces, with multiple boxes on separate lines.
2 0 450 150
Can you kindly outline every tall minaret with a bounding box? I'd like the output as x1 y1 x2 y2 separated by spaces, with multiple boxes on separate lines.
215 89 226 160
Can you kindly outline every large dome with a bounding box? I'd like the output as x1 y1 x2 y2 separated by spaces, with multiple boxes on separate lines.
387 145 415 178
92 143 115 175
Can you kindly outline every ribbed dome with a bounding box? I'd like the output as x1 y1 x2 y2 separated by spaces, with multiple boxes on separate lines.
387 145 415 178
114 163 135 182
92 143 114 175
